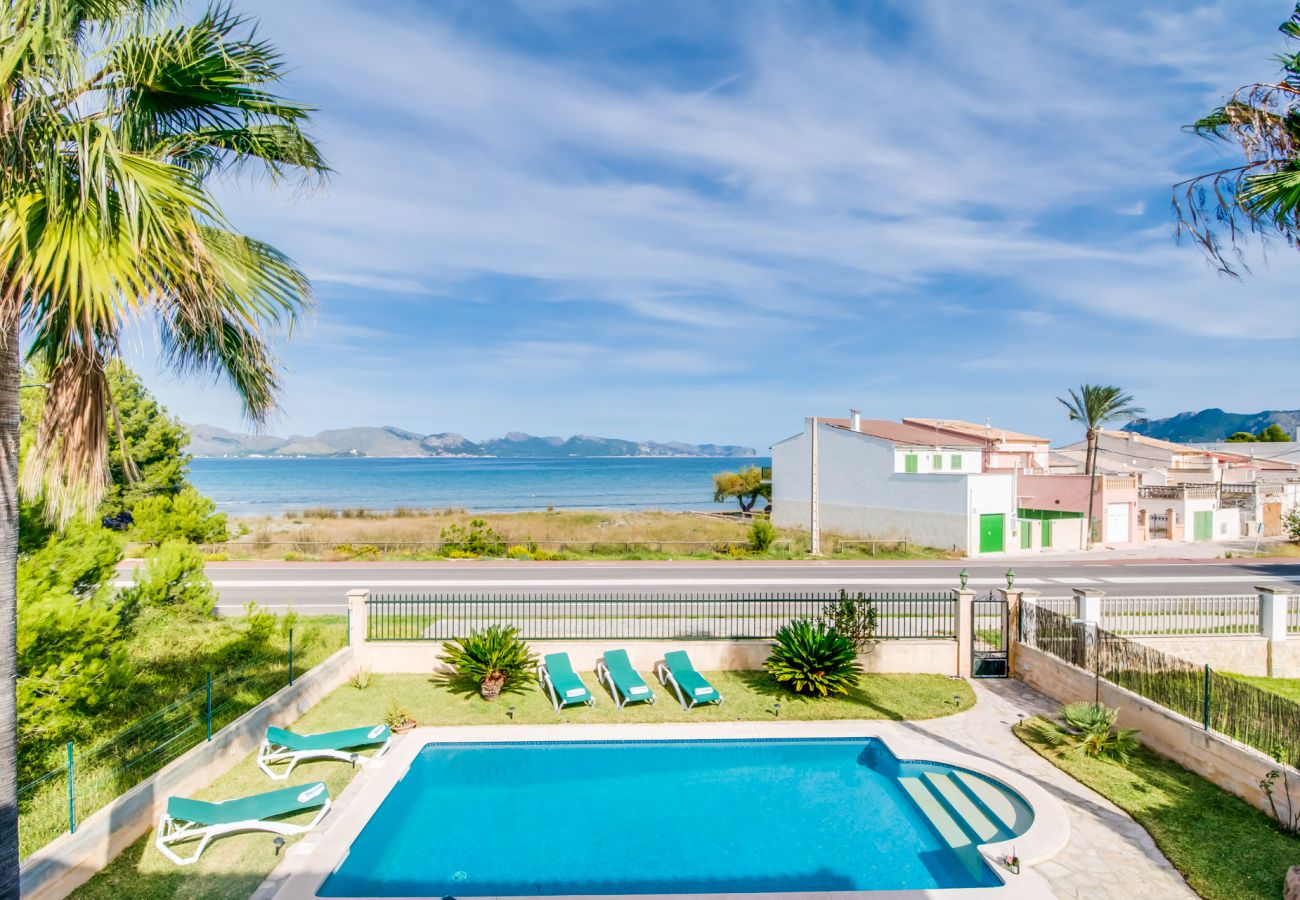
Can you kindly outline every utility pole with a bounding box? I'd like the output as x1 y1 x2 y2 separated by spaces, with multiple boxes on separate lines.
810 417 821 555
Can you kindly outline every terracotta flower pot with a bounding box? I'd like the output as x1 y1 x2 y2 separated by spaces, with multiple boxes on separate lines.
393 721 416 734
481 672 506 701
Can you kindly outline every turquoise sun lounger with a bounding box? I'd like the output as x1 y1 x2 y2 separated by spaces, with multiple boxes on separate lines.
656 650 723 710
257 724 392 780
596 649 655 708
156 781 330 865
539 652 594 712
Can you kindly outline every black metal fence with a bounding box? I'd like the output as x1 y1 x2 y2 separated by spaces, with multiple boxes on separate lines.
366 592 957 642
1021 601 1300 768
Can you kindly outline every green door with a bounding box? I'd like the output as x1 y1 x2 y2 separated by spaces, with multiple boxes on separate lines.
1193 510 1213 541
979 514 1005 553
1042 519 1052 548
1020 521 1031 549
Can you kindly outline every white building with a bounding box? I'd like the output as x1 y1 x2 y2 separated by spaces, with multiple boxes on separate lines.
771 414 1020 554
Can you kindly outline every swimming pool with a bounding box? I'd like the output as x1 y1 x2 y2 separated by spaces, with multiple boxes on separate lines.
317 737 1033 897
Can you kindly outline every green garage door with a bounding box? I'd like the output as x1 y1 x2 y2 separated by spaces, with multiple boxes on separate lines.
979 514 1005 554
1193 510 1213 541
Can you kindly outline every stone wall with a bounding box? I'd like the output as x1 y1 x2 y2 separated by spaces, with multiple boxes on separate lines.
20 647 356 900
1130 634 1272 676
1015 644 1298 820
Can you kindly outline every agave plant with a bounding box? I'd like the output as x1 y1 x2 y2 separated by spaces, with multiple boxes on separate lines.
765 619 862 697
1033 703 1140 764
441 625 538 700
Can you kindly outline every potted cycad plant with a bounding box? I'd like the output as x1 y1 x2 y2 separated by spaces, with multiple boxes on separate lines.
441 624 538 700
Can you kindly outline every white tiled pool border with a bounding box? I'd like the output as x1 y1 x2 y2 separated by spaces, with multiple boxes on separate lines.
263 721 1068 900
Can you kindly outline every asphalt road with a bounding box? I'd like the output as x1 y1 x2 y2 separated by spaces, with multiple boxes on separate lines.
113 558 1300 614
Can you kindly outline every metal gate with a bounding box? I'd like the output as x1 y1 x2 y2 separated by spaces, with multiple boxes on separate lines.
972 595 1009 678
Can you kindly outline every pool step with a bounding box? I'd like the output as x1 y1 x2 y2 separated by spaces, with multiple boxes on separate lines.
952 771 1032 835
922 772 1002 842
898 776 972 848
898 775 997 886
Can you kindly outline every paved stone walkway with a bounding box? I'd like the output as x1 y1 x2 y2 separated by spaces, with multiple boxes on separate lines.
907 679 1194 899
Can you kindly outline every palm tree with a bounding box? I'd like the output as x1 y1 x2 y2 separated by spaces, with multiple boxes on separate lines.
0 1 325 885
1058 386 1144 549
1174 3 1300 274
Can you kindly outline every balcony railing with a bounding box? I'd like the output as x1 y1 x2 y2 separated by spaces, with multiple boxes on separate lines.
1139 484 1217 501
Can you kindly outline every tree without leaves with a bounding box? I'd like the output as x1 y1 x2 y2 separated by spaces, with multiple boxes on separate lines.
712 465 771 514
1174 3 1300 274
0 1 326 885
1057 385 1144 549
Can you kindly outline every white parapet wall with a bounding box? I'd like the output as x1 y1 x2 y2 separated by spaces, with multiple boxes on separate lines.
20 646 357 900
357 637 961 677
1014 643 1299 820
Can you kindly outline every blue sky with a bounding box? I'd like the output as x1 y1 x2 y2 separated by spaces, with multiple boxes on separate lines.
131 0 1300 450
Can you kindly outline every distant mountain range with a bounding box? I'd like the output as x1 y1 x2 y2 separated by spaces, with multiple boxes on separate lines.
186 424 756 459
1125 408 1300 443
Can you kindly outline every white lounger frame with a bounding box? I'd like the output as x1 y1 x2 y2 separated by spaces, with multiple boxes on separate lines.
256 731 391 781
596 657 655 708
655 660 724 711
155 797 331 865
539 663 595 713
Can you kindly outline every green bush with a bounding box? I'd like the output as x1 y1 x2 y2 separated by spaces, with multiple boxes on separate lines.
820 590 879 651
118 540 217 619
129 487 228 545
1030 702 1140 764
441 625 538 698
1285 509 1300 543
748 518 777 552
765 619 863 697
439 518 506 557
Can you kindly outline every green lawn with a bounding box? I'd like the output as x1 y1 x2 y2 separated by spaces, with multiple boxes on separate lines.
1227 673 1300 704
318 670 974 728
1015 718 1300 900
19 615 347 859
72 671 972 900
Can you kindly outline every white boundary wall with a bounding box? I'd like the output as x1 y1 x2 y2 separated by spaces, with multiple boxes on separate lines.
19 647 356 900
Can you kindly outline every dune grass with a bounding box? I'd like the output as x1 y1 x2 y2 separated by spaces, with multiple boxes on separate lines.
1015 717 1300 900
215 508 955 562
72 671 973 900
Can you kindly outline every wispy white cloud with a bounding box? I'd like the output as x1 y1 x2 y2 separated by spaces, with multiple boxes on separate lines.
163 0 1300 447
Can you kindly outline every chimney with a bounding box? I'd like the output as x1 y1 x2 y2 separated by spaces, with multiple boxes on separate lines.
850 409 862 432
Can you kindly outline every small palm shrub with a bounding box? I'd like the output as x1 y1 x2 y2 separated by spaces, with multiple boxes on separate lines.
441 624 538 700
765 619 863 697
1032 703 1140 764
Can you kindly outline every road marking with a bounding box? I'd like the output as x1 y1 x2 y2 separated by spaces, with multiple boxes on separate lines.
116 576 1052 589
1067 577 1100 584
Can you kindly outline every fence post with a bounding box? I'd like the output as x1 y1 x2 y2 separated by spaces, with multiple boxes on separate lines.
348 589 370 648
66 741 75 835
289 628 294 686
1257 584 1291 677
1001 587 1036 676
206 672 212 741
1203 663 1211 731
1073 588 1103 696
954 587 974 678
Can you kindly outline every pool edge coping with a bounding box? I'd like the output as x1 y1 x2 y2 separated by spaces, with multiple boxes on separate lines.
261 720 1068 900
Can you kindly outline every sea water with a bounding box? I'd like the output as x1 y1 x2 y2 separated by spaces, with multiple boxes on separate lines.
188 456 770 516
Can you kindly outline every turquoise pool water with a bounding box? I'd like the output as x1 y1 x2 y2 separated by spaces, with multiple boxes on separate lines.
318 738 1032 897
